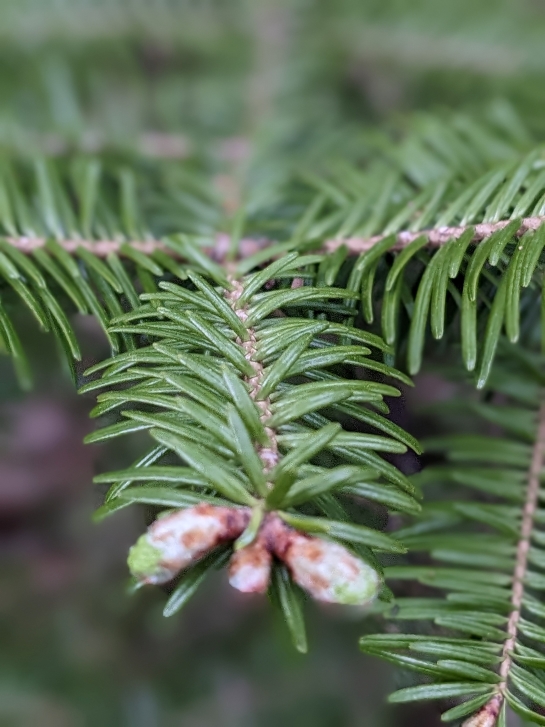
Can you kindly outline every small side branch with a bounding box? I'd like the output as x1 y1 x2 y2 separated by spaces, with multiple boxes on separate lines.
466 399 545 727
500 400 545 680
225 279 279 473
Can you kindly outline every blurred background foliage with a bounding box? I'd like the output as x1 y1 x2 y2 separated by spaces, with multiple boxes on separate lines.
2 0 545 725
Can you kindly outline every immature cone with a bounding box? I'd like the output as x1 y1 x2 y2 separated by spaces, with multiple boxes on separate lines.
267 515 380 605
128 504 249 585
128 507 380 606
228 539 272 594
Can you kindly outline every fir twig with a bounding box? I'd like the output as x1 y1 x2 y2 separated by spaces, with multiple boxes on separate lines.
324 216 545 254
225 278 279 472
6 215 545 261
6 132 192 159
467 400 545 727
5 234 266 261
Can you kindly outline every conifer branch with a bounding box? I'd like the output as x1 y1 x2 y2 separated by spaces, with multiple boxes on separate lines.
6 215 545 263
466 399 545 727
324 216 545 255
9 132 192 158
225 278 279 472
5 234 267 261
501 399 545 686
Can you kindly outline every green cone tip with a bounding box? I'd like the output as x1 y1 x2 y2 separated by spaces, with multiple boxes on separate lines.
127 534 162 579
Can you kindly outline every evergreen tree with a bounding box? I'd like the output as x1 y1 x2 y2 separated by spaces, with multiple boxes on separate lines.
2 1 545 724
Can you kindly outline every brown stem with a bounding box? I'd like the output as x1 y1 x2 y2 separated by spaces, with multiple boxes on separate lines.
323 215 545 254
5 234 268 261
6 215 545 262
464 400 545 727
225 278 279 473
11 132 191 159
499 401 545 682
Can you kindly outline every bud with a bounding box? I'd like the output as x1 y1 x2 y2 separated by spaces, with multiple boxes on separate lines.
272 522 380 605
128 504 249 585
229 538 272 593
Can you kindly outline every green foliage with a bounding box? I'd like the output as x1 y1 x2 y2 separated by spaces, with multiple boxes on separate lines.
289 112 545 384
82 253 419 644
2 1 545 724
361 351 545 724
1 110 545 391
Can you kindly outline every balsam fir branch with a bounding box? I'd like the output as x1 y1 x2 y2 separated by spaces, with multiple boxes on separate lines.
1 113 545 390
5 1 545 723
361 353 545 726
478 400 545 727
83 253 420 650
325 215 545 254
0 27 543 716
